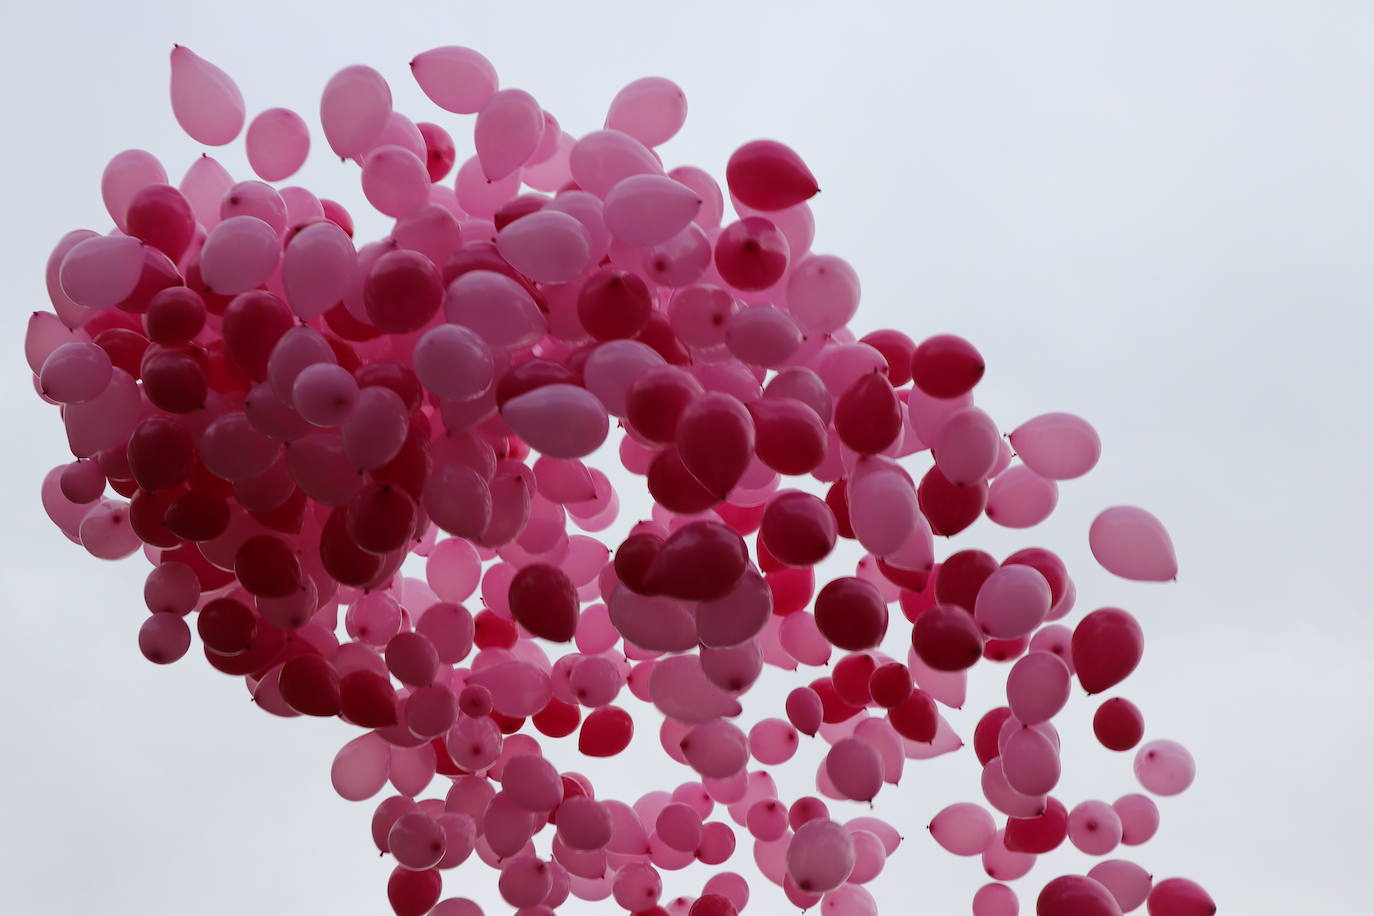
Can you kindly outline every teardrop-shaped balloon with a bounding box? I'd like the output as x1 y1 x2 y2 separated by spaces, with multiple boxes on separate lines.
410 46 499 114
1089 506 1178 581
1009 412 1101 480
170 46 245 145
321 65 392 158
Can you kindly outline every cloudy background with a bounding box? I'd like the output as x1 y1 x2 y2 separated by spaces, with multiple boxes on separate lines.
2 1 1371 913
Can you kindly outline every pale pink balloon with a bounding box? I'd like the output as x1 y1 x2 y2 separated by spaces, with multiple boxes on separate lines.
102 149 168 231
1006 651 1072 725
342 385 409 469
935 407 1002 486
522 133 575 192
1133 740 1195 796
987 464 1059 528
268 325 335 404
39 342 112 404
980 758 1045 818
975 564 1052 639
475 88 543 181
569 130 663 198
1009 412 1101 480
605 76 687 147
332 732 391 801
1068 800 1123 856
603 175 701 246
443 269 546 351
907 648 968 709
59 236 145 310
982 829 1035 881
825 737 884 803
546 190 612 264
179 154 234 229
1113 794 1159 846
581 340 666 417
246 107 310 181
682 720 749 780
1089 507 1178 582
199 215 281 295
853 718 904 785
25 312 76 377
778 611 831 666
648 655 742 723
696 568 772 649
787 819 855 895
1000 724 1061 796
725 305 803 368
845 817 902 855
929 802 996 856
64 369 139 458
321 65 392 158
394 204 464 266
787 254 860 334
973 882 1019 916
362 146 430 217
813 342 888 396
495 210 592 284
410 46 498 114
455 155 522 218
1087 860 1152 912
170 46 245 145
414 324 494 402
283 220 355 319
292 363 358 428
466 661 552 718
361 111 427 162
501 385 609 460
848 466 920 558
79 500 142 560
221 180 288 234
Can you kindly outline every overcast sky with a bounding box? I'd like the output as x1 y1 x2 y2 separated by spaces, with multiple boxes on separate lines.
3 1 1372 914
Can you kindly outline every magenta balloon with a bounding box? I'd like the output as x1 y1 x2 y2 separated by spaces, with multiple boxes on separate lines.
670 285 738 351
1088 860 1152 913
59 235 145 310
606 76 687 147
411 46 497 114
987 465 1059 529
495 209 592 284
1113 794 1160 846
1037 876 1123 916
102 149 168 231
700 640 763 695
974 883 1020 916
1133 740 1196 796
825 736 885 803
1006 651 1072 725
975 564 1052 639
786 819 854 895
283 220 355 319
475 88 543 181
1068 800 1123 856
1001 724 1061 797
570 130 662 198
1009 412 1101 480
1071 608 1144 694
443 269 546 351
604 174 701 246
1089 507 1178 582
935 407 1002 486
170 46 244 145
1146 878 1214 915
748 718 799 766
200 215 281 295
321 65 392 158
414 324 494 402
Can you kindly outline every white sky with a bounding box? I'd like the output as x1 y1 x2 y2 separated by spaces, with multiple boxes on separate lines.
2 1 1372 914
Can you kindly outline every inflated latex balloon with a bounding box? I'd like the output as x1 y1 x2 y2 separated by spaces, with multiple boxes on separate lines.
28 44 1210 916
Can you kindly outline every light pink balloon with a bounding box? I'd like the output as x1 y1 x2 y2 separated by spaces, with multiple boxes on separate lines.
283 220 355 319
935 407 1002 486
200 215 281 295
179 153 233 229
475 88 543 181
332 733 391 801
980 758 1045 818
79 500 142 560
787 254 860 335
293 363 358 428
246 107 310 181
603 175 701 246
973 883 1019 916
1133 740 1196 796
787 819 855 895
1089 506 1178 581
102 148 168 232
1000 723 1061 796
362 146 430 217
410 46 498 114
169 46 244 145
975 564 1052 639
725 305 803 368
987 464 1059 528
59 236 145 310
39 342 112 404
1009 412 1101 480
982 829 1035 881
443 270 546 351
495 210 592 284
455 155 522 219
847 466 920 558
929 803 996 856
582 340 666 417
1006 651 1072 725
569 130 663 198
64 368 139 458
825 737 884 802
501 385 609 460
1113 794 1160 846
648 655 742 724
342 385 409 469
414 324 494 402
682 720 749 780
605 77 687 147
1068 800 1123 856
1088 860 1152 912
321 65 392 158
778 611 831 667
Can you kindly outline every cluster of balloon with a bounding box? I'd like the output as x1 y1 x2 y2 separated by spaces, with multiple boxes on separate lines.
27 42 1217 916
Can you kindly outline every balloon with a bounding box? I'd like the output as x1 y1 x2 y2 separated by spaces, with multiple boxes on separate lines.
410 46 498 114
496 210 592 284
929 803 996 856
321 65 392 158
911 334 984 399
786 819 854 895
975 565 1052 639
247 107 310 181
1134 740 1196 796
714 217 789 291
1006 652 1072 725
987 465 1059 528
935 407 1002 486
1089 507 1178 581
1093 698 1145 752
814 577 888 651
1009 412 1102 480
607 77 688 147
1036 876 1123 916
170 46 245 145
973 883 1020 916
726 140 819 211
1071 608 1145 694
1114 794 1160 846
1088 860 1153 913
501 385 609 459
1146 878 1215 915
604 175 702 245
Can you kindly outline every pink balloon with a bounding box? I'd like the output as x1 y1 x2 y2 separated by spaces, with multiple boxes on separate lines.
414 324 494 402
825 737 884 802
787 254 860 334
1087 860 1152 912
64 368 139 458
495 210 592 284
1009 412 1101 480
604 175 701 245
1006 651 1072 725
170 46 245 146
1068 800 1123 856
929 803 996 856
1089 506 1178 581
1133 740 1196 796
606 77 687 147
39 342 112 404
986 465 1059 528
475 89 543 181
283 220 355 319
1037 876 1122 916
1000 724 1061 797
786 819 854 895
362 146 431 217
444 270 546 351
973 883 1019 916
102 149 168 232
332 733 391 801
200 216 281 295
1146 878 1214 915
411 46 498 114
570 130 663 198
246 107 310 181
1113 794 1160 846
934 407 1002 486
975 564 1052 639
321 65 392 158
847 466 920 558
59 236 145 310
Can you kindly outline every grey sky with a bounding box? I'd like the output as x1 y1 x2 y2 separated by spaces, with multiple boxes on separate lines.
2 1 1371 913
